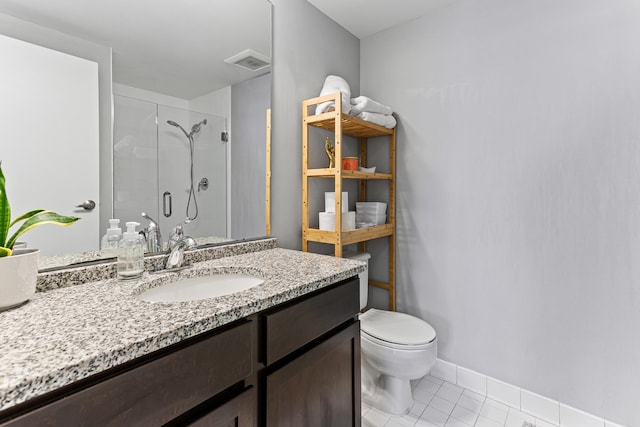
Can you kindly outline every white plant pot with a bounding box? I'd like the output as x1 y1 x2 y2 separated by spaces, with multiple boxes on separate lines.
0 249 39 311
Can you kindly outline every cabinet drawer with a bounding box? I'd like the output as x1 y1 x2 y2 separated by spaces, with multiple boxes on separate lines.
2 321 253 427
263 277 359 365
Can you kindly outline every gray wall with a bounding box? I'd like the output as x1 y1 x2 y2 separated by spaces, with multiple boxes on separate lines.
0 14 113 243
230 73 271 239
270 0 360 250
360 0 640 425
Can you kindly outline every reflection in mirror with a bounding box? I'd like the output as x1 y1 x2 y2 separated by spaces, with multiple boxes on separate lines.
113 100 227 240
0 0 272 269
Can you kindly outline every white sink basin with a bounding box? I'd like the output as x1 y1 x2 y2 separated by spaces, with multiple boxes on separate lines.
138 274 265 303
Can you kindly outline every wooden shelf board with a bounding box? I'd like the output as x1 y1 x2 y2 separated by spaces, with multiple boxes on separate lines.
369 280 391 291
305 168 334 177
307 114 394 138
304 111 336 125
305 169 392 180
304 224 394 246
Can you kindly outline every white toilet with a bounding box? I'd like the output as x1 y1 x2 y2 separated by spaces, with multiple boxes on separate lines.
348 252 437 415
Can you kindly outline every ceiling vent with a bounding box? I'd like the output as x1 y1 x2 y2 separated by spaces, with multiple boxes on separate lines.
224 49 271 72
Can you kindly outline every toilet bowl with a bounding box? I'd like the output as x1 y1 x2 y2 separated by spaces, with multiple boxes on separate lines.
360 309 437 414
346 252 438 415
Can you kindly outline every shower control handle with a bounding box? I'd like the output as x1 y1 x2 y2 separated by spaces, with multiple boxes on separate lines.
198 177 209 192
163 191 172 217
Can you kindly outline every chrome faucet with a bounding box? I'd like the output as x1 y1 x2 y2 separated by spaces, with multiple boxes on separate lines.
141 212 162 253
165 235 197 269
167 223 186 250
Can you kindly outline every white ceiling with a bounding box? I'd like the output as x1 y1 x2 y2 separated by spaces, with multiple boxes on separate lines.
0 0 271 99
307 0 457 39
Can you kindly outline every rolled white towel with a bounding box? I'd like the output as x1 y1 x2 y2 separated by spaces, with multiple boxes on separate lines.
315 75 351 115
349 96 393 116
357 112 397 129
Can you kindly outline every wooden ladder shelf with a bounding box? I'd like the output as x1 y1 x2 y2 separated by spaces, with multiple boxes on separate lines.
301 92 397 310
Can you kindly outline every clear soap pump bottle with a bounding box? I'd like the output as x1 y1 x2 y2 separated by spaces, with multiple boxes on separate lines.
101 218 122 257
117 221 145 280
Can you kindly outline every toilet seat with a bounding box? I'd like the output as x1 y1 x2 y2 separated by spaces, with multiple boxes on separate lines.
360 309 436 349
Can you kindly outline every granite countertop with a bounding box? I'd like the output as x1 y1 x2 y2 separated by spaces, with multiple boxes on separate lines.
0 247 365 411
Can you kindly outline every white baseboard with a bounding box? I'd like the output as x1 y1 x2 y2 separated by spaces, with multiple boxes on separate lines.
429 359 626 427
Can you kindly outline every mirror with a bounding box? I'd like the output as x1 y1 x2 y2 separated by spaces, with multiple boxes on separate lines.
0 0 272 269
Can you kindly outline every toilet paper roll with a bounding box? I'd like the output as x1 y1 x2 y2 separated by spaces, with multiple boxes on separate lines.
319 211 356 231
325 192 348 213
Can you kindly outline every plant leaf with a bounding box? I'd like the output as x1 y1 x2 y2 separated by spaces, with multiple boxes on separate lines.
9 209 45 228
0 246 11 258
6 210 80 249
0 163 10 248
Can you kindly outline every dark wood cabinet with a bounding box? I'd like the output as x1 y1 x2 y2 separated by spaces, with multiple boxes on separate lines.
187 387 256 427
0 277 360 427
265 321 361 427
262 277 360 365
0 320 254 427
260 277 361 427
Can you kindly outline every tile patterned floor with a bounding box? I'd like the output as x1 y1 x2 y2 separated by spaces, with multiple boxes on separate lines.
362 374 556 427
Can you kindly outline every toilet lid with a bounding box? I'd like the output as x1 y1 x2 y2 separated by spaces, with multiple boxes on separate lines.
360 309 436 346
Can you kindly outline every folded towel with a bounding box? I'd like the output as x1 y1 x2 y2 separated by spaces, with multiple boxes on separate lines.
315 75 351 115
357 112 397 129
349 96 393 116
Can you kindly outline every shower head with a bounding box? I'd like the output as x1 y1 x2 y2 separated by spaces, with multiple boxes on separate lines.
168 119 208 139
190 119 207 136
167 120 189 139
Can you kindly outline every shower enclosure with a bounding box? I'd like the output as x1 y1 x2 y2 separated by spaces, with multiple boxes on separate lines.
113 95 227 241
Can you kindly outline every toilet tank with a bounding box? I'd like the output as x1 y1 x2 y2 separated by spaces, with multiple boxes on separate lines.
345 251 371 310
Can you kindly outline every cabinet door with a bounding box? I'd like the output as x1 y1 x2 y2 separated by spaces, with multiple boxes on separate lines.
187 387 255 427
266 321 361 427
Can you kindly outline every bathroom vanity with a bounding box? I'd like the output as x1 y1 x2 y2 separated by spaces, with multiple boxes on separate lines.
0 241 364 426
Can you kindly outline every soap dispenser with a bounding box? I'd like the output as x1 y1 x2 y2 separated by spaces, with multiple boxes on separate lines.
101 219 122 257
117 221 145 280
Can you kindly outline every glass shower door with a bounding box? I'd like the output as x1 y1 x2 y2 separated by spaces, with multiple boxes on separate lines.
157 105 227 241
114 96 227 244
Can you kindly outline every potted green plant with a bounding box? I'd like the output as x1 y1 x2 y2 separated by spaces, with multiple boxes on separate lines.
0 162 79 310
